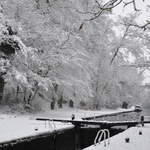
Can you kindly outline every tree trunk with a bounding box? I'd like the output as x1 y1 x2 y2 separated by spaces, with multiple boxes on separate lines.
0 77 5 103
16 86 19 103
58 95 63 108
30 86 39 102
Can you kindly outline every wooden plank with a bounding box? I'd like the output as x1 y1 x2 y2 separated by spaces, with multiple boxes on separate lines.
82 109 141 120
36 118 150 127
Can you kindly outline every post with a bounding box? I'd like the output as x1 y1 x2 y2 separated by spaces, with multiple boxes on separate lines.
0 77 4 103
141 115 144 127
74 125 80 150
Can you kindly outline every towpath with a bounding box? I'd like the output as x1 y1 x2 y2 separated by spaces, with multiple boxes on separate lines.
84 124 150 150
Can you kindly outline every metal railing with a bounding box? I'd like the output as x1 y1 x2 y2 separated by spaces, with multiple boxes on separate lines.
94 129 110 146
45 120 56 130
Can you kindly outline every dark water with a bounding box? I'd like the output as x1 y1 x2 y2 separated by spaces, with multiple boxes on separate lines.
79 127 124 149
1 127 124 150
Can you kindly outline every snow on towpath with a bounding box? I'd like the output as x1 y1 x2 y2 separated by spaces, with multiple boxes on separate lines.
84 125 150 150
0 114 73 144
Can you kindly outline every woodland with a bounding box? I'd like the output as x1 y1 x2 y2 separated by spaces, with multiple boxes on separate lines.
0 0 150 112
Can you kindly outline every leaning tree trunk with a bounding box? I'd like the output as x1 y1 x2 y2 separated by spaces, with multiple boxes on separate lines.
0 77 5 103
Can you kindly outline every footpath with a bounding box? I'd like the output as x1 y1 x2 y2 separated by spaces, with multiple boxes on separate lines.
84 124 150 150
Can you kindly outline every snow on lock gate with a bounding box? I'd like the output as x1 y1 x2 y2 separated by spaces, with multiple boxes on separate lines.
0 126 125 150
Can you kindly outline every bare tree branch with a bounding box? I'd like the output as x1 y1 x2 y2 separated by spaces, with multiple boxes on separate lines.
59 32 71 49
123 1 133 8
67 0 145 24
124 20 150 31
75 7 99 15
123 0 140 11
110 25 130 65
132 0 140 11
87 0 123 21
120 61 150 68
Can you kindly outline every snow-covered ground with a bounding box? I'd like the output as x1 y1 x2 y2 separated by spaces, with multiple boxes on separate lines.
84 125 150 150
0 114 73 144
0 108 135 144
